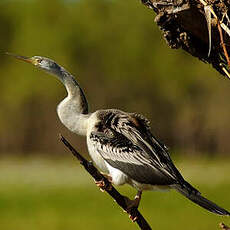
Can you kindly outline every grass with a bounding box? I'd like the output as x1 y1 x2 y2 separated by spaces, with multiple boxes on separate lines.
0 156 229 230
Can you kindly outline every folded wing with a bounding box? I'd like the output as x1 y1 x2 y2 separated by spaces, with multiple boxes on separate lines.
89 110 188 187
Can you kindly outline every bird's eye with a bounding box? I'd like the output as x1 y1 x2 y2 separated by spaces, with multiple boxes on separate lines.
36 59 42 64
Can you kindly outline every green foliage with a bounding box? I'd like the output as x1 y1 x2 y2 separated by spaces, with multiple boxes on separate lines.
1 0 230 154
0 157 229 230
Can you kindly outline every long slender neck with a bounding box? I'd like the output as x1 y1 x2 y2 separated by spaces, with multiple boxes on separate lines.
54 66 90 136
61 68 88 114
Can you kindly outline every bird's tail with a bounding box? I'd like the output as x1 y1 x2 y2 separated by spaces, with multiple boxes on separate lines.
173 181 230 216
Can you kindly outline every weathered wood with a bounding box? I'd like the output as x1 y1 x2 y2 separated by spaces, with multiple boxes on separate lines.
60 134 152 230
141 0 230 78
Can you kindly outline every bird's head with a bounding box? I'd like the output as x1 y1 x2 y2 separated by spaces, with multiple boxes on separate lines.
6 53 62 76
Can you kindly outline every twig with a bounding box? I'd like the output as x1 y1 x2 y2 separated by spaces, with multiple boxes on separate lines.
217 20 230 68
220 223 230 230
59 134 152 230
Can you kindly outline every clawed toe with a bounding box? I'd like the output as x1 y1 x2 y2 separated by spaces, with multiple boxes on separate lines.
94 176 113 192
129 214 138 222
95 179 106 192
124 199 139 222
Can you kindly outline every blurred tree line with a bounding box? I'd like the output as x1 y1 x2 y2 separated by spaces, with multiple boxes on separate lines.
0 0 230 156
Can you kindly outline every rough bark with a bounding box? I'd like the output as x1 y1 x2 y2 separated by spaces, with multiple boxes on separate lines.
141 0 230 78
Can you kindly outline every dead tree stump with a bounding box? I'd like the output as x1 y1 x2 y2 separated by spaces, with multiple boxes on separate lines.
141 0 230 78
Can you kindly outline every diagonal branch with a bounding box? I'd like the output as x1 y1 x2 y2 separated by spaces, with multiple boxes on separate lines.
59 134 152 230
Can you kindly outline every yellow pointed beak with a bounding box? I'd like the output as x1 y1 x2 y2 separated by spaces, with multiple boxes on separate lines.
6 52 34 64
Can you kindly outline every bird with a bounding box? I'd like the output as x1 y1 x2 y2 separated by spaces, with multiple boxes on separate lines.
7 52 230 217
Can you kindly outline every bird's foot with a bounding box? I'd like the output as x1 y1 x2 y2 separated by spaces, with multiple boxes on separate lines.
124 191 142 222
128 213 138 222
94 174 112 192
95 180 106 192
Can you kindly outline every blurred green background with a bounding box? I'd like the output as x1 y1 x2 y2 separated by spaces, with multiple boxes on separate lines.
0 0 229 229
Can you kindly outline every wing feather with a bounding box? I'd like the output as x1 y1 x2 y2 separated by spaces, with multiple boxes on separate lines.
90 131 174 185
89 110 185 186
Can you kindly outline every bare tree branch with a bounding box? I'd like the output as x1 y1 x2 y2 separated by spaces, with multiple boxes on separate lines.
60 134 152 230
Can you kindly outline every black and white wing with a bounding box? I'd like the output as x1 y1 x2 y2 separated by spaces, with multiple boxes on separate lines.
89 110 186 186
